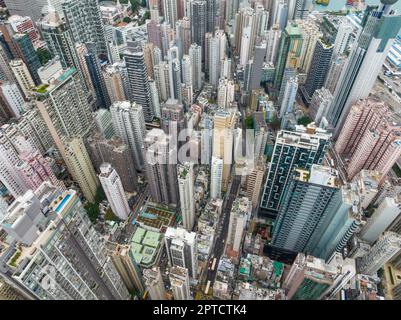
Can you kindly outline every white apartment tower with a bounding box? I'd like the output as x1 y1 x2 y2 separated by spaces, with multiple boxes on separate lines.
99 163 130 220
178 162 195 231
110 101 146 171
169 266 191 300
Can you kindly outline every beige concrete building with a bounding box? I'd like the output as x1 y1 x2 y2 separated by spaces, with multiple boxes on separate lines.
63 137 99 202
9 59 35 98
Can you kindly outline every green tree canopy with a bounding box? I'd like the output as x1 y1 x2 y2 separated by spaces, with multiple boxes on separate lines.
36 48 52 65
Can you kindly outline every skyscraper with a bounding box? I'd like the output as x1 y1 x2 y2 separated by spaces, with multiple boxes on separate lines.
271 165 339 253
178 162 195 232
110 101 146 172
61 0 107 56
99 163 130 220
213 109 236 190
227 197 251 254
169 266 191 300
217 78 235 109
335 98 401 182
165 227 197 278
2 189 130 300
301 38 333 104
358 232 401 275
273 23 302 90
85 51 111 109
326 1 401 134
123 45 154 122
210 156 223 199
189 43 203 92
12 33 41 85
63 137 99 203
284 253 337 300
9 59 35 98
191 1 207 59
86 133 138 193
260 124 331 217
143 267 166 300
142 129 178 206
38 4 81 70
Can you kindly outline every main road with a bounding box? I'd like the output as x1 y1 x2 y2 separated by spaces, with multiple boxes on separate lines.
204 175 241 288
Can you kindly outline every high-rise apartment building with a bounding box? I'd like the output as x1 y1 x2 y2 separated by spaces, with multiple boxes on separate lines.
227 197 252 254
309 88 333 125
189 43 203 92
34 67 93 146
110 101 146 172
246 159 266 210
15 150 65 192
360 197 401 244
210 156 223 199
0 139 28 198
61 0 107 56
260 124 331 217
87 134 137 191
326 2 401 134
123 45 154 122
99 163 130 220
143 267 166 300
178 162 195 232
107 242 145 295
2 189 130 300
102 64 127 104
142 129 178 206
358 232 401 275
165 227 197 278
169 266 191 300
38 5 81 70
9 59 35 98
12 33 41 85
279 76 298 118
273 23 302 90
63 137 99 203
301 38 333 104
213 109 236 190
217 78 235 109
272 166 339 253
0 82 26 118
284 253 337 300
335 98 401 182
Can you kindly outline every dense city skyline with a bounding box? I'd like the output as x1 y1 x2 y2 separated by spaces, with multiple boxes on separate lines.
1 0 401 303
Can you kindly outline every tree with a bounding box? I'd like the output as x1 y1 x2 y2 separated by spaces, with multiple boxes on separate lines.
94 186 106 204
36 48 52 65
130 0 141 12
297 115 312 126
85 203 100 223
105 208 120 222
123 16 132 23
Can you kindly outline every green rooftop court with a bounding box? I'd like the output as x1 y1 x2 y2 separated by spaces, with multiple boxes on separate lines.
130 227 163 268
136 202 176 231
